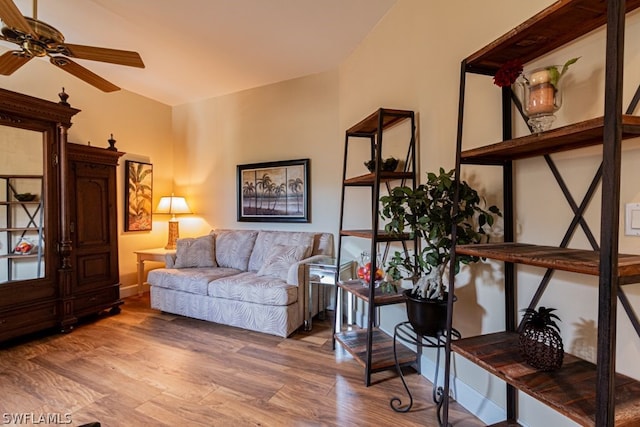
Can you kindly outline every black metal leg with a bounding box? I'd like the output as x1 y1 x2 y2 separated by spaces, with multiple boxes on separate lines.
389 321 459 422
390 323 414 412
433 341 450 427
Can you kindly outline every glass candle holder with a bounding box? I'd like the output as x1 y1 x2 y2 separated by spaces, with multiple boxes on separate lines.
515 66 565 133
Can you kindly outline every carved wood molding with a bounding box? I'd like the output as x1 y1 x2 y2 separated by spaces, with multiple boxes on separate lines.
0 88 80 126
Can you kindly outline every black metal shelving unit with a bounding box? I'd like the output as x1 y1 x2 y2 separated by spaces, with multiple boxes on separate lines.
333 108 419 386
442 1 640 426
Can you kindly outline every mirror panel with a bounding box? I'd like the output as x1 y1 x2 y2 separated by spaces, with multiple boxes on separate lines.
0 125 45 282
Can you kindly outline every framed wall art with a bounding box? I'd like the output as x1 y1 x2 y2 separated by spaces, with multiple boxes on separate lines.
237 158 310 223
125 160 153 231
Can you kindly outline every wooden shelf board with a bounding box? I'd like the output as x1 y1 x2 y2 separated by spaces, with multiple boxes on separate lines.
465 0 640 75
0 253 42 259
334 328 416 371
344 171 414 186
0 201 40 205
452 332 640 426
338 280 406 306
339 229 411 242
0 174 43 179
0 227 42 232
461 115 640 164
346 108 414 136
456 243 640 279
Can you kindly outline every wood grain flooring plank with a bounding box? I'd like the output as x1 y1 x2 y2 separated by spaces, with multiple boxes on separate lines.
0 294 483 426
30 355 164 408
136 394 230 427
72 395 166 427
1 367 104 414
86 347 220 402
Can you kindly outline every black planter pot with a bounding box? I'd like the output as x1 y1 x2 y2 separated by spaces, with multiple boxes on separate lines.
403 289 455 337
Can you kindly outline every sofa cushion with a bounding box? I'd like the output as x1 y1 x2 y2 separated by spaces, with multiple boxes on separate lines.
214 230 258 271
208 272 298 306
148 267 242 295
248 230 314 272
256 244 309 281
174 235 217 268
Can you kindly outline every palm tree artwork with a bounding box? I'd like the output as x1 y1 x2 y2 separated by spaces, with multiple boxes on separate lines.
288 177 304 213
126 161 153 231
239 160 307 220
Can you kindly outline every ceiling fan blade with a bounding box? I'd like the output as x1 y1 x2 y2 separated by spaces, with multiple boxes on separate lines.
62 43 145 68
50 56 120 92
0 50 31 75
0 0 37 39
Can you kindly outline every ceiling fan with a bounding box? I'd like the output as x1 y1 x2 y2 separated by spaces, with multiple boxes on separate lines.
0 0 144 92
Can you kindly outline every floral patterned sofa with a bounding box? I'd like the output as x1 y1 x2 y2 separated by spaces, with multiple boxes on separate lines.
148 229 334 337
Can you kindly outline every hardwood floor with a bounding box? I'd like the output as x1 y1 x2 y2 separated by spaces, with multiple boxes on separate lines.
0 294 484 426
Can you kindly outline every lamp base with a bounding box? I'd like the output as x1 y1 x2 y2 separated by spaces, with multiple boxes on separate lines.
165 220 179 249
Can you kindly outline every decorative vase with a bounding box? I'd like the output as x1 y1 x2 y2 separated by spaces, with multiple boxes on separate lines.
356 251 383 286
515 65 565 133
403 289 454 337
519 322 564 371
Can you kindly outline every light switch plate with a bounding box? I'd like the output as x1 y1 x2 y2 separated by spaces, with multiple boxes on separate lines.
625 203 640 236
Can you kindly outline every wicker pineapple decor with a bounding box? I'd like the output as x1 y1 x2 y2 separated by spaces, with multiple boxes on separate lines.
519 306 564 371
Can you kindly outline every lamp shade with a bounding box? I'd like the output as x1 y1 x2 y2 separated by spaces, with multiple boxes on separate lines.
155 195 192 250
155 195 192 216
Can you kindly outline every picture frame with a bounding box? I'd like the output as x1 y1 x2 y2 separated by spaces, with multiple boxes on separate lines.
237 158 310 223
124 160 153 231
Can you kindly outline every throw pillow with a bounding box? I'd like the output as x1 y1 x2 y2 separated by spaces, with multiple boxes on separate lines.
215 229 258 270
256 244 309 281
248 231 315 272
174 235 217 268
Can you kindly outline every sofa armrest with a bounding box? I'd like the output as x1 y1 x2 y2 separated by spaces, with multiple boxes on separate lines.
165 253 177 268
286 254 334 286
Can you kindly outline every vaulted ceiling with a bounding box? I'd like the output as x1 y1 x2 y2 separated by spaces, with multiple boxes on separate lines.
2 0 396 106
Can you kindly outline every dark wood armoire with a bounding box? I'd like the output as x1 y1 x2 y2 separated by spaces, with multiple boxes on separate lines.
62 143 123 330
0 88 123 342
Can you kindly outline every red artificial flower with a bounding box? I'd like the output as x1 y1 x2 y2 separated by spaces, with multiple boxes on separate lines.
493 59 523 87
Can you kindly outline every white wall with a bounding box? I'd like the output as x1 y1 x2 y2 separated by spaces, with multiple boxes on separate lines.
171 70 341 236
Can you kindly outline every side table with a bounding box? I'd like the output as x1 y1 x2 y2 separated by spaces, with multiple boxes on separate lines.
304 258 354 331
134 248 176 295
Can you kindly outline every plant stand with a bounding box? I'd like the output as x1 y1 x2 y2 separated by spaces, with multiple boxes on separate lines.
390 321 460 425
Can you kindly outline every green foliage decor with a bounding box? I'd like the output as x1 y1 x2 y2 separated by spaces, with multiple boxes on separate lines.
379 168 501 299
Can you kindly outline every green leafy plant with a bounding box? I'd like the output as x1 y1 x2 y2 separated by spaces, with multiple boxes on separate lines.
379 168 501 299
544 57 580 89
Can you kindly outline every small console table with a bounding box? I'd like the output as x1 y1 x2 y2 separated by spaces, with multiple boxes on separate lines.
134 248 175 295
304 258 354 331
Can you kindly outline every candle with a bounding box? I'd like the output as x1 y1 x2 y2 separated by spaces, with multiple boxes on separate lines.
526 69 556 115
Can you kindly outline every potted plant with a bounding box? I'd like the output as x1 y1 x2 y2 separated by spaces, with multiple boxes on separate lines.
379 168 501 336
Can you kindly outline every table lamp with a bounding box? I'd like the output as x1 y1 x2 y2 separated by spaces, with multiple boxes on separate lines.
155 194 192 249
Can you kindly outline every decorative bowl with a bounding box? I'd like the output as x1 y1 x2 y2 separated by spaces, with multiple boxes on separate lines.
15 193 37 202
364 157 399 173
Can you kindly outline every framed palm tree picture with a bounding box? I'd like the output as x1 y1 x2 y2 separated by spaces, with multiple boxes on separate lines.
125 160 153 231
237 159 309 222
